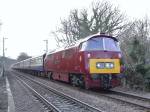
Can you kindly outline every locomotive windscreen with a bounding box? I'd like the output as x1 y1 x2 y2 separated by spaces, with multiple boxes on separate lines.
80 37 120 51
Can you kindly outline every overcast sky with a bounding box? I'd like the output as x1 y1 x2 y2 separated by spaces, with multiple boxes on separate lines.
0 0 150 59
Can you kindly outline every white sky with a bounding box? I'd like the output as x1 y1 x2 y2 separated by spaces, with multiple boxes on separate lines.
0 0 150 59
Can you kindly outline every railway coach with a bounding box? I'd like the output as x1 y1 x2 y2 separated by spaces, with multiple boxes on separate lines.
12 55 45 75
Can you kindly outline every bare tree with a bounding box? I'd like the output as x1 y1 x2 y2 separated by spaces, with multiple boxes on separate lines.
17 52 31 61
52 1 125 46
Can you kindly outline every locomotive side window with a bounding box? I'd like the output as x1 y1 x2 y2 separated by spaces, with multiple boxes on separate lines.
48 54 54 60
64 49 73 58
62 52 65 58
48 54 51 58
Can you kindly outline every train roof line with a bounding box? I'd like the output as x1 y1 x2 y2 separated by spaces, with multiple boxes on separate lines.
13 55 44 65
12 33 117 65
47 33 117 55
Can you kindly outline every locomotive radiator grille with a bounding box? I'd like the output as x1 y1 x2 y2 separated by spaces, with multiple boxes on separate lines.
89 59 120 74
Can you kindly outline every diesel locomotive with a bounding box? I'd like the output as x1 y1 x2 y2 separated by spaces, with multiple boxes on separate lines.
12 33 124 89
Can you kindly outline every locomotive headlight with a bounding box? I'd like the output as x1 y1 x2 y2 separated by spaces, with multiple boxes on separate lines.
105 62 114 69
96 62 105 69
110 63 114 68
105 63 110 68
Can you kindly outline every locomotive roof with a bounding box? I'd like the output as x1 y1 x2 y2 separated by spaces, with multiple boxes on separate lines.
47 33 118 55
76 33 118 44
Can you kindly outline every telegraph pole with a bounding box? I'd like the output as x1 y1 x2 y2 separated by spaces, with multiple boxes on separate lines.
0 22 2 77
43 39 48 52
2 37 7 77
3 37 5 57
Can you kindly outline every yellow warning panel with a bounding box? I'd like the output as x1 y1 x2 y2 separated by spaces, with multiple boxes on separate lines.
89 59 120 74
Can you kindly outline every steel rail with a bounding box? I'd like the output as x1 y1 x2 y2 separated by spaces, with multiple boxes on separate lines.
13 70 150 110
100 91 150 110
15 75 61 112
13 71 104 112
110 90 150 101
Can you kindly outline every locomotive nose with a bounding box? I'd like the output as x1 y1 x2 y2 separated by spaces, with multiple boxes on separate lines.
89 59 120 74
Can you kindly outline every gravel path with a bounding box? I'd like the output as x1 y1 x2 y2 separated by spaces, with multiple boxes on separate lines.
0 76 7 112
7 71 48 112
13 71 148 112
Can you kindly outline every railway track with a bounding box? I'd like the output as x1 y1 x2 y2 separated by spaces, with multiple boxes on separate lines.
12 70 150 111
12 72 103 112
96 90 150 110
110 90 150 101
105 90 150 110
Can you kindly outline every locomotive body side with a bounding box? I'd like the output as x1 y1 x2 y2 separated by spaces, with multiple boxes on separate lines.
44 46 82 82
44 34 124 89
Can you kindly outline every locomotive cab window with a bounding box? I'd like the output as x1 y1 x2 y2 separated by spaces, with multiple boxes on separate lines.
104 38 120 51
80 37 120 52
81 38 103 51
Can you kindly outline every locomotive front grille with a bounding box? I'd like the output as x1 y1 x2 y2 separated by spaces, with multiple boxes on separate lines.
89 59 120 74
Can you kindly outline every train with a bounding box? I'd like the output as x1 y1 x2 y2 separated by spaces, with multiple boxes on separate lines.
12 33 124 89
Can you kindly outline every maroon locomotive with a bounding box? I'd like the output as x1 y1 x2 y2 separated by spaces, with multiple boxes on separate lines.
44 33 124 89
